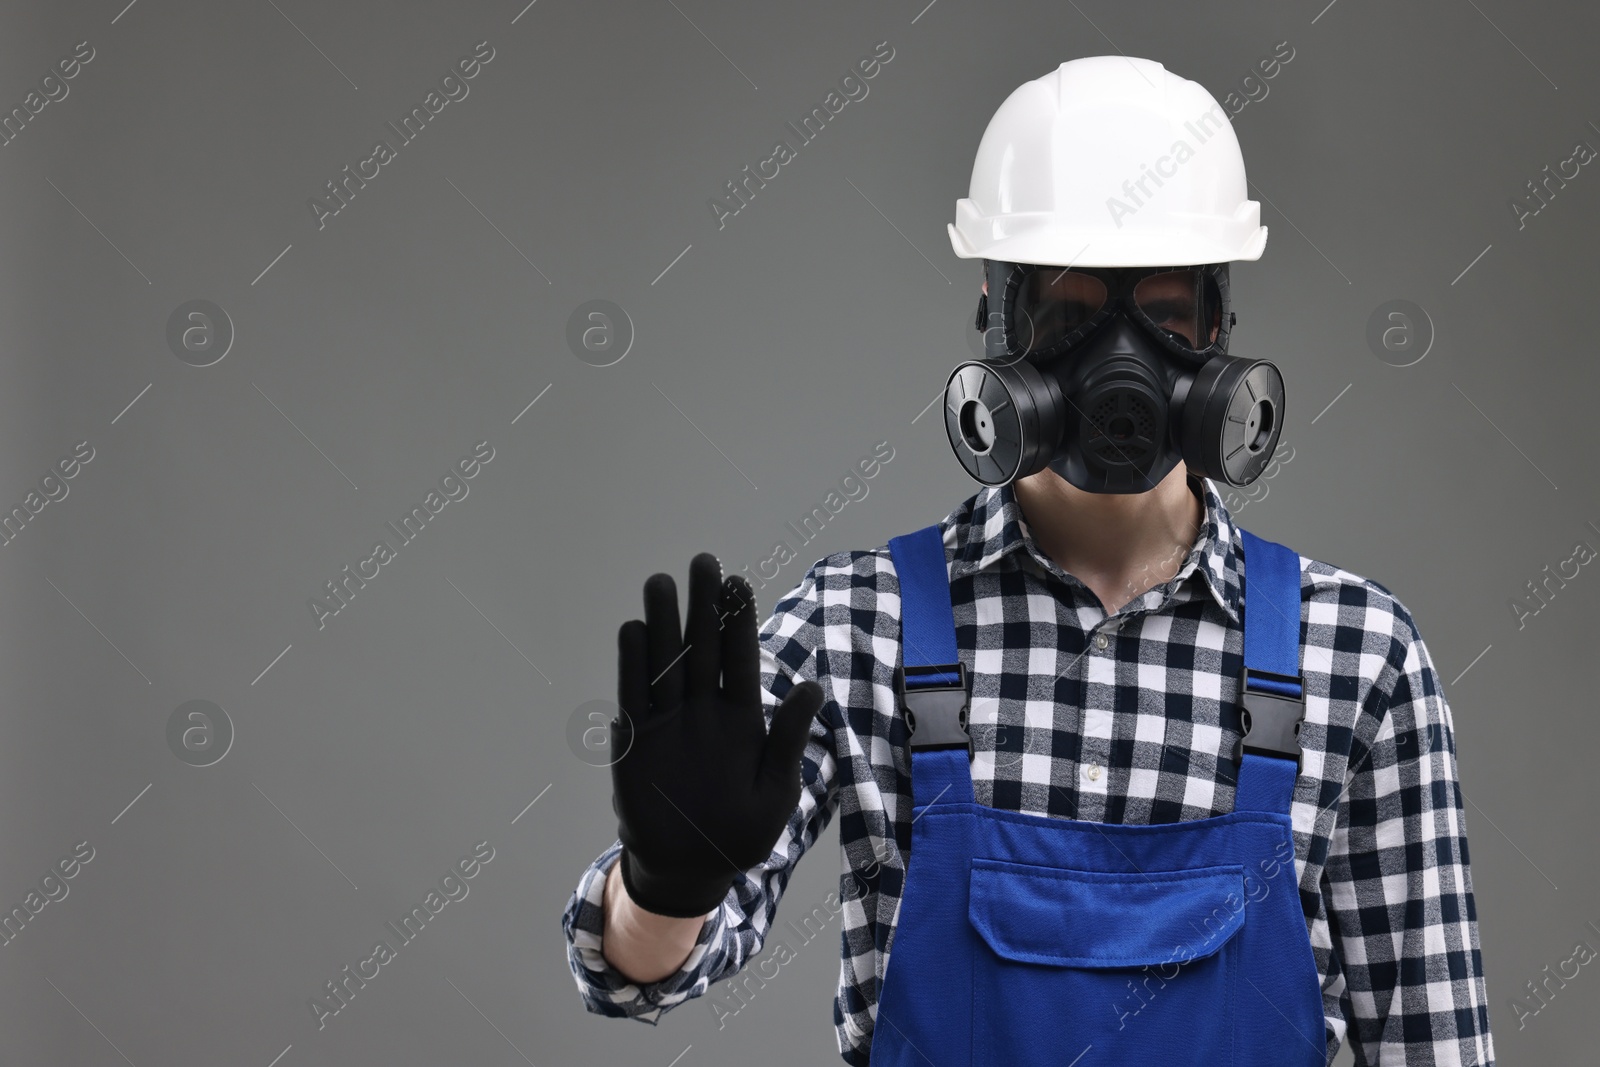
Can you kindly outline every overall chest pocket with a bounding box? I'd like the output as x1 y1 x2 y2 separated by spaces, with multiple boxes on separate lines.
968 857 1246 1067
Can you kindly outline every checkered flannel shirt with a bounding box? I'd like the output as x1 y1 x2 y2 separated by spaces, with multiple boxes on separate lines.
561 473 1495 1066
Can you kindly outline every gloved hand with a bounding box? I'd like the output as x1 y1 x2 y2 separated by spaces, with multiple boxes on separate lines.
611 552 824 918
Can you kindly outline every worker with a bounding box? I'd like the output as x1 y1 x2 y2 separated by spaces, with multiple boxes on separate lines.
562 55 1495 1066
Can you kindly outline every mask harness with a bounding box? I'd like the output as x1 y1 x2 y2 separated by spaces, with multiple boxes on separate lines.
945 259 1285 494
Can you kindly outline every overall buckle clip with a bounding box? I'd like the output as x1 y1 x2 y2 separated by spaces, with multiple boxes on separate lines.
1235 666 1305 772
895 661 973 761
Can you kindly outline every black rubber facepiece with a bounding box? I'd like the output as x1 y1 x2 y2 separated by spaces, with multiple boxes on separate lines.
945 259 1283 493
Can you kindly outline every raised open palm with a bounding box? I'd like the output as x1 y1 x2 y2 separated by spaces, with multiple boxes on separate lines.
610 552 823 918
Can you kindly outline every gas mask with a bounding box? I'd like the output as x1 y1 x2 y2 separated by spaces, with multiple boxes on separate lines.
944 260 1285 493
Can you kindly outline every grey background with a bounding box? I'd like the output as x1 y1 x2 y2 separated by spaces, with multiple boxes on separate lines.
0 0 1593 1063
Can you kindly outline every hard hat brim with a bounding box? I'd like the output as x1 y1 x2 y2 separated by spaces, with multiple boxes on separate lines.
947 214 1268 268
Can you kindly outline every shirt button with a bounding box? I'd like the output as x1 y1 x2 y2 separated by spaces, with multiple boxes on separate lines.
1085 763 1103 781
1093 633 1109 650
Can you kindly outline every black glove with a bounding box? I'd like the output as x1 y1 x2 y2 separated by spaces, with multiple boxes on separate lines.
611 552 824 918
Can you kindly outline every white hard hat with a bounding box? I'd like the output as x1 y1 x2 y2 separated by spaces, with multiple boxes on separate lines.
948 56 1268 267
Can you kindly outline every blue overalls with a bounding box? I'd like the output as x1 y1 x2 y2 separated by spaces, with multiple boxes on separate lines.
867 523 1326 1066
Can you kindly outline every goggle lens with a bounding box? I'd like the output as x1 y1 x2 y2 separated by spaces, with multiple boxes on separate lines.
1012 270 1108 356
1132 270 1222 351
1009 267 1223 356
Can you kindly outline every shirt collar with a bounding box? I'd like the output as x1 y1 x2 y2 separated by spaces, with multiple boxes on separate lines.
943 472 1243 624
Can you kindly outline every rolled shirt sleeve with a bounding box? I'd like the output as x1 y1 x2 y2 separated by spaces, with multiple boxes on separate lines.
1322 600 1495 1065
560 563 840 1024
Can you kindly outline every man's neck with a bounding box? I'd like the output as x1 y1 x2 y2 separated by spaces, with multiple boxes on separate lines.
1011 464 1205 614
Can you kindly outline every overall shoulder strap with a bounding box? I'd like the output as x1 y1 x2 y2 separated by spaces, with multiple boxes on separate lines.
1234 527 1306 816
888 525 960 679
887 524 974 806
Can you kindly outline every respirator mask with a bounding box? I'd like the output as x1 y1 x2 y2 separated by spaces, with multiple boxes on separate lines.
944 259 1285 493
